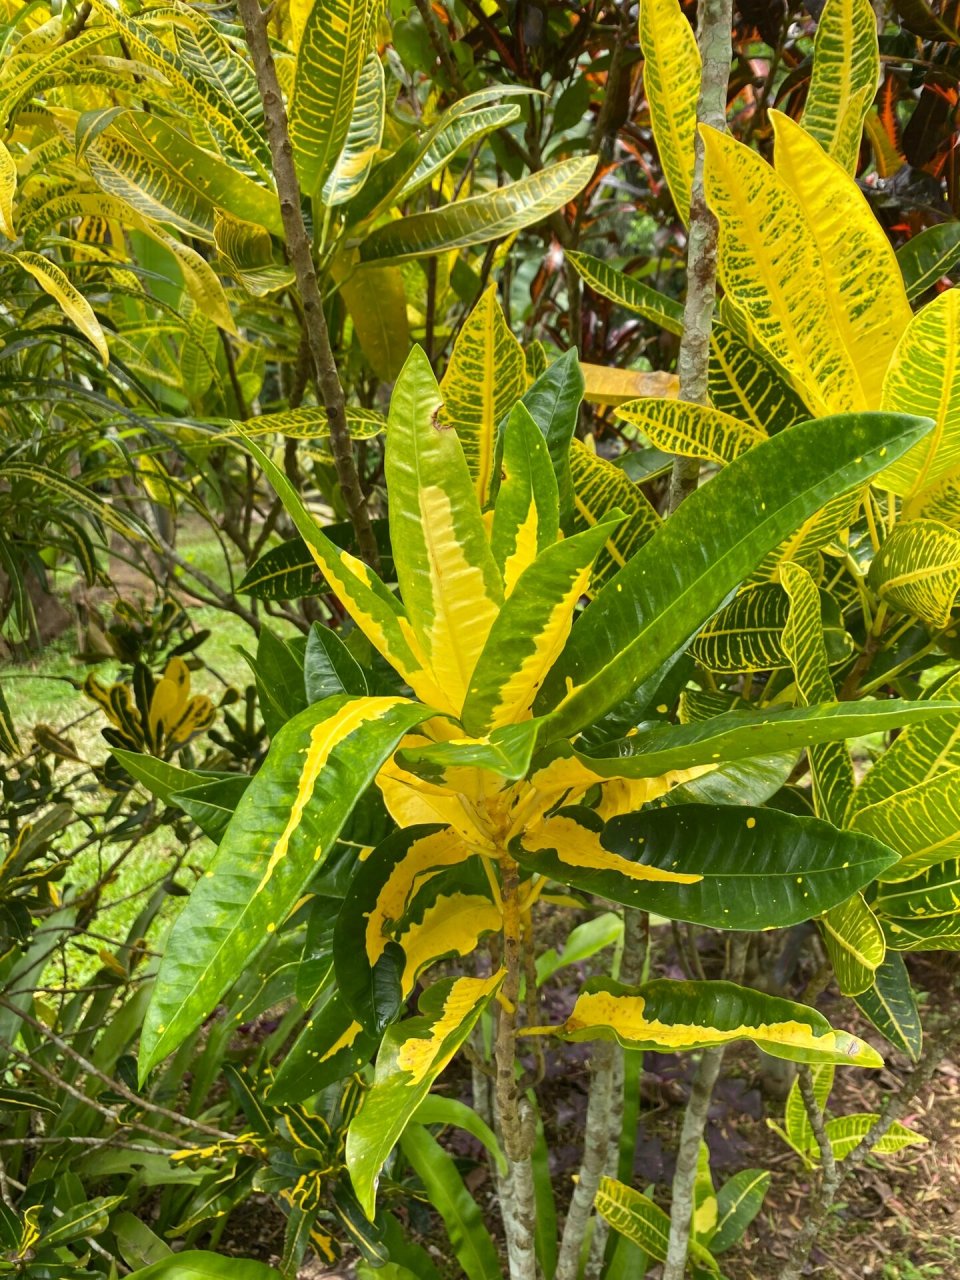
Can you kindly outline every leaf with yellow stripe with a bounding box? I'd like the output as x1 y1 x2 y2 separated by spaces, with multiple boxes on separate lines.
594 1178 718 1273
617 398 766 465
853 953 922 1060
516 803 896 930
880 289 960 500
639 0 700 224
702 124 863 416
568 438 660 593
824 1113 926 1162
462 516 622 735
346 971 504 1218
542 977 882 1066
289 0 379 196
438 286 527 506
14 251 109 365
243 435 448 710
139 696 429 1078
321 50 384 207
819 893 885 997
771 112 911 408
566 250 685 335
884 916 960 951
800 0 879 174
850 764 960 882
387 346 503 715
750 490 861 583
268 990 379 1104
708 324 810 437
692 582 851 673
0 140 15 239
868 518 960 628
874 857 960 920
334 824 474 1030
489 403 560 596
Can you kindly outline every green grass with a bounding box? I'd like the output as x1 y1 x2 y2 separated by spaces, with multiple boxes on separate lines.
1 522 297 984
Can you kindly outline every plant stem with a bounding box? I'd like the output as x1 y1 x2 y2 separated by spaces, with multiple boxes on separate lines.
780 1065 839 1280
556 1039 617 1280
237 0 380 571
494 856 538 1280
667 0 733 513
662 932 746 1280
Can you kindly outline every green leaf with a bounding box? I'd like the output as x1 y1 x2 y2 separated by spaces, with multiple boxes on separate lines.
853 953 922 1061
398 1126 503 1280
111 751 208 805
516 803 896 930
874 856 960 920
40 1197 124 1248
800 0 879 173
113 1252 282 1280
852 763 960 882
305 623 368 702
515 347 584 521
239 538 323 601
711 1170 770 1254
897 223 960 301
337 261 411 382
579 700 960 779
268 990 378 1103
534 412 934 738
488 403 560 593
549 977 883 1066
691 582 850 673
358 156 597 263
397 103 523 202
289 0 379 196
346 972 504 1218
139 696 427 1078
170 777 250 843
819 893 885 997
412 1095 507 1176
535 912 623 983
253 626 307 738
566 252 684 335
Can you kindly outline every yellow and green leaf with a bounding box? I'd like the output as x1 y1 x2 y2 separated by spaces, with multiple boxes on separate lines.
545 977 883 1065
799 0 880 173
819 893 885 997
638 0 701 223
869 518 960 628
616 397 765 465
568 438 660 593
489 403 560 596
321 50 385 207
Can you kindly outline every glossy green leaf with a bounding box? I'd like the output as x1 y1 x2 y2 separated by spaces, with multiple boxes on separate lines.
139 696 427 1077
853 953 923 1060
268 989 378 1104
515 348 584 521
708 325 809 436
534 412 933 738
711 1170 770 1254
852 763 960 882
114 1253 282 1280
488 404 560 595
412 1096 507 1176
397 103 523 201
548 977 882 1066
517 803 896 929
398 1126 502 1280
566 251 684 335
238 538 323 601
305 622 368 702
897 223 960 301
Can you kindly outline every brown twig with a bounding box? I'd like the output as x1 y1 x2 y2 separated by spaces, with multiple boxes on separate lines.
236 0 380 571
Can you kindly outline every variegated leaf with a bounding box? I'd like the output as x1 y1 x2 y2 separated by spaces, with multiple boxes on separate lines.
594 1178 718 1272
850 764 960 882
780 560 855 824
545 977 883 1065
387 347 503 714
566 250 684 335
346 972 504 1218
140 696 428 1077
14 251 109 365
359 156 596 263
461 516 622 734
708 324 810 436
692 582 851 673
397 103 523 201
880 288 960 499
289 0 379 195
819 893 885 996
568 439 660 593
0 140 16 239
489 404 560 596
869 518 960 628
616 398 766 464
874 857 960 920
799 0 880 173
639 0 700 223
439 286 527 506
771 112 911 407
853 952 922 1060
322 51 384 207
824 1113 926 1162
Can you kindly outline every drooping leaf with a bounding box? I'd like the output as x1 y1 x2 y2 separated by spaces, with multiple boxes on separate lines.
850 763 960 882
819 893 885 996
516 803 896 930
799 0 880 173
711 1170 770 1254
139 696 427 1077
595 1178 717 1273
549 977 882 1065
268 989 378 1103
534 412 933 738
15 251 109 365
853 952 923 1060
346 972 504 1218
322 51 385 206
337 261 411 381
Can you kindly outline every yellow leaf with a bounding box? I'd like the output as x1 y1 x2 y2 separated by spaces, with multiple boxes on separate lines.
639 0 700 224
16 251 110 365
